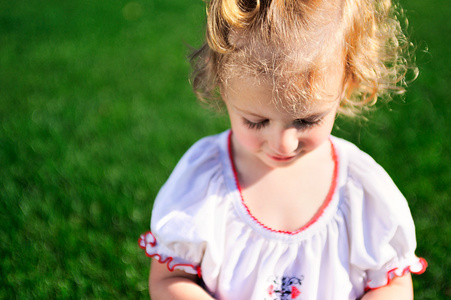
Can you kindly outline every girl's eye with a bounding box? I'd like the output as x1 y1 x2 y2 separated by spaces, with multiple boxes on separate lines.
242 118 322 130
293 118 323 129
243 118 269 130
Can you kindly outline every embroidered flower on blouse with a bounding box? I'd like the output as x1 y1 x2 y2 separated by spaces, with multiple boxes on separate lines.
265 276 304 300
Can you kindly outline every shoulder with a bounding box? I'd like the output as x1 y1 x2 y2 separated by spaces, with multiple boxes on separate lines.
331 136 382 171
331 135 414 240
332 136 412 231
151 130 231 228
174 130 229 168
331 136 402 198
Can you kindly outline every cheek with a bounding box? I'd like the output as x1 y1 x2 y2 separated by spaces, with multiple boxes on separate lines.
230 121 262 152
304 130 329 147
228 110 263 152
234 128 262 151
301 117 336 148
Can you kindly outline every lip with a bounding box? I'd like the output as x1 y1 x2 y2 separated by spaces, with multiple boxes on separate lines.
267 154 297 162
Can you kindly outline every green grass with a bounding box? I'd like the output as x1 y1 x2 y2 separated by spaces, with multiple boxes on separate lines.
0 0 449 298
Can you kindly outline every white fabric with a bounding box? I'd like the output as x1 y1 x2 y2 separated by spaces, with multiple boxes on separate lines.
140 130 425 300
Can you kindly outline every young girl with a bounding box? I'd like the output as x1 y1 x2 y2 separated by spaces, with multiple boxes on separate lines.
139 0 427 299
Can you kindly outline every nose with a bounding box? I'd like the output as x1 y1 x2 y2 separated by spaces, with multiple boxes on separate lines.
267 128 299 155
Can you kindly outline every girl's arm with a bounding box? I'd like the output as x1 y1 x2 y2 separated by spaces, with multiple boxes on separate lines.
149 260 215 300
361 273 413 300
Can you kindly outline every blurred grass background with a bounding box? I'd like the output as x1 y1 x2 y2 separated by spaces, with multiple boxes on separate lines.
0 0 449 298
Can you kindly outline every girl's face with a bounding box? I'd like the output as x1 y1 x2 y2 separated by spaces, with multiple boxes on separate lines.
223 68 343 170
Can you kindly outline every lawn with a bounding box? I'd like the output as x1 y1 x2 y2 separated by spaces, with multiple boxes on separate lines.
0 0 449 298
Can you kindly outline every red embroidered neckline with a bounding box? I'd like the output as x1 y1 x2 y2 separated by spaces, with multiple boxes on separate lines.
227 131 339 235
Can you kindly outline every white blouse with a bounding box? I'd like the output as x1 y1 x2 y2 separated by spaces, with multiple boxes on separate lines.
139 130 426 300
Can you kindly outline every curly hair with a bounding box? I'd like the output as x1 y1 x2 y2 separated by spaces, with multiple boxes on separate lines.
190 0 416 115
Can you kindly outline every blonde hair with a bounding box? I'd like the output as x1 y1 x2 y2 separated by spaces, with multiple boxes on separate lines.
190 0 416 115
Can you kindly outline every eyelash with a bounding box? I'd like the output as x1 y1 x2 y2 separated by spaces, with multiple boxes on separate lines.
243 119 269 130
294 118 323 129
243 118 323 130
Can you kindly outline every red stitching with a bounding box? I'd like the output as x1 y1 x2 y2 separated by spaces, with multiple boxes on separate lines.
364 257 428 291
138 231 202 278
227 131 339 235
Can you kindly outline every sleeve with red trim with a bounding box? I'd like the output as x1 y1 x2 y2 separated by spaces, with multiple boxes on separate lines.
343 141 427 290
139 133 228 277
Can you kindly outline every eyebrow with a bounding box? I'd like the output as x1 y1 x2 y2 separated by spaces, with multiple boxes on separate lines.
235 108 265 118
233 104 334 121
301 109 331 120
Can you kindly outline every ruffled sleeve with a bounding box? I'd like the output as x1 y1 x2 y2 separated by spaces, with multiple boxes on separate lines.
139 133 228 277
338 139 427 290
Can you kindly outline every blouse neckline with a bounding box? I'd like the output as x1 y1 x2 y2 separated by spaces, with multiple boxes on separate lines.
226 130 339 237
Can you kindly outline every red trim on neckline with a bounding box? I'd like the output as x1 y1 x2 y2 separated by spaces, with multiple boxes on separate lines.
227 131 339 235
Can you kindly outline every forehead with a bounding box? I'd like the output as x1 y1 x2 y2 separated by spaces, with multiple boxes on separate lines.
220 42 346 114
223 54 345 112
223 73 341 118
